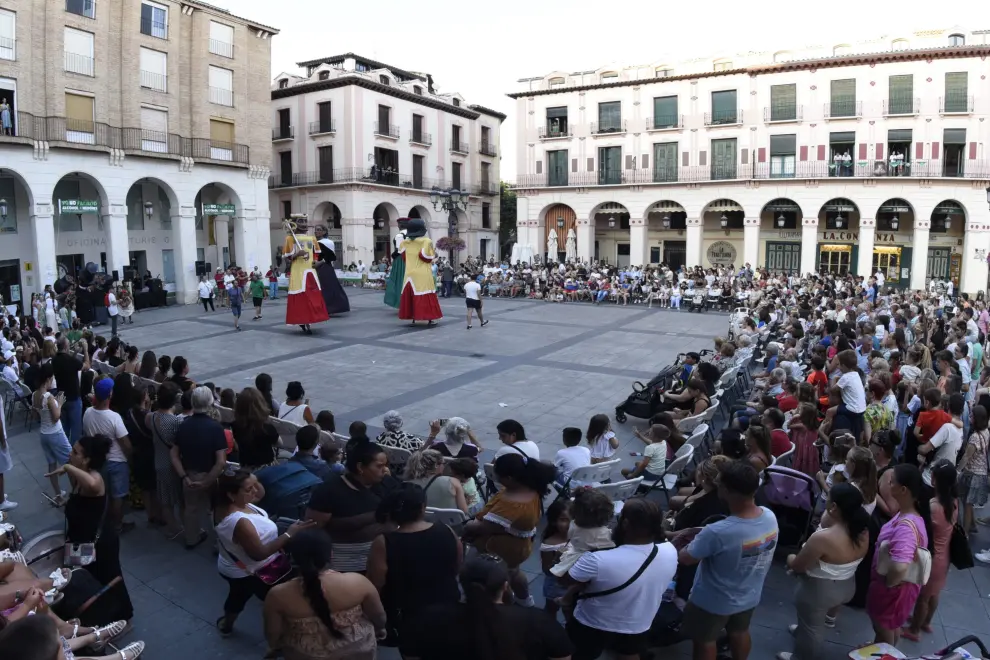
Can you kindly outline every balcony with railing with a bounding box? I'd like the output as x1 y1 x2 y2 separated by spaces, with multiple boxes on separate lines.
209 86 233 107
883 97 920 116
0 111 251 165
450 140 469 154
409 130 432 146
824 100 862 119
0 36 15 60
546 167 568 187
140 16 167 39
140 70 167 93
64 52 94 77
590 120 627 135
538 125 571 139
940 94 974 114
646 115 683 131
764 104 802 123
475 180 498 195
308 119 336 135
479 141 497 157
209 39 234 59
272 126 294 141
510 158 990 188
374 122 400 139
267 167 450 191
704 109 743 126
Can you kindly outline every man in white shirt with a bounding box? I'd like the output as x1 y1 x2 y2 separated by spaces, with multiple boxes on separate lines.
494 419 540 461
463 279 487 330
356 260 367 274
83 377 134 532
954 343 972 393
197 276 215 312
875 269 885 290
105 288 119 337
1 351 27 398
919 394 964 487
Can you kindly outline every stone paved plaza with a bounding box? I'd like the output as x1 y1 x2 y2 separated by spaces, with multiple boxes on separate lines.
5 289 990 659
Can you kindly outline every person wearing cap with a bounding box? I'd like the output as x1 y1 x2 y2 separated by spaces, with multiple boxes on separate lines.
1 349 27 398
82 376 134 533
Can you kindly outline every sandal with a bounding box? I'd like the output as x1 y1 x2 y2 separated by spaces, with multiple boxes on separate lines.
93 620 127 647
117 641 145 660
216 615 234 637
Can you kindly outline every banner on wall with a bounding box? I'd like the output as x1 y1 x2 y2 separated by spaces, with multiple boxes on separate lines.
202 203 236 216
707 240 738 265
58 200 99 214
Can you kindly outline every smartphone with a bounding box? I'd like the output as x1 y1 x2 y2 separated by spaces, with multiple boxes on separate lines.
437 418 449 427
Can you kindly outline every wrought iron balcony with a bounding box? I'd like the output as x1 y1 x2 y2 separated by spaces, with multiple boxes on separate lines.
374 122 400 139
308 120 335 135
272 126 294 141
883 97 920 116
450 140 469 154
940 94 974 114
410 131 432 146
479 141 497 157
538 125 571 139
64 52 94 77
764 104 802 122
823 100 862 119
209 86 233 107
267 167 452 192
209 39 234 58
140 70 167 92
704 109 743 126
646 115 682 130
590 120 626 135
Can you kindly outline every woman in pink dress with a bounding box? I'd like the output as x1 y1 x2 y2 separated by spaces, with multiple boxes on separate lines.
788 403 821 479
903 460 956 641
865 463 932 646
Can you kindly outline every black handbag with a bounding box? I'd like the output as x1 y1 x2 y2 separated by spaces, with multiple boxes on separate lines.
948 518 974 570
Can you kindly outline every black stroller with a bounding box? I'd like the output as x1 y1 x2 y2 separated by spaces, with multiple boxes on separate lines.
614 350 715 423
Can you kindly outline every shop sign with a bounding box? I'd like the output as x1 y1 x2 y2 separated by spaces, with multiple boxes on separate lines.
8 284 19 303
202 203 236 215
707 240 737 265
58 200 99 214
777 231 801 240
63 236 170 248
820 231 903 244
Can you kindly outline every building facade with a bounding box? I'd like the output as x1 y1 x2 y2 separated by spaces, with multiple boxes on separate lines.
268 53 504 266
0 0 276 309
509 28 990 293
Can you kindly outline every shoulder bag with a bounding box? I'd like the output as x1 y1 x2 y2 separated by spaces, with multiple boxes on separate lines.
948 502 975 570
561 544 659 621
876 517 931 586
64 494 107 567
217 514 292 586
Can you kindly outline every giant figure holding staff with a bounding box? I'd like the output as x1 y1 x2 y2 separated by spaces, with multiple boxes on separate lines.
282 214 329 334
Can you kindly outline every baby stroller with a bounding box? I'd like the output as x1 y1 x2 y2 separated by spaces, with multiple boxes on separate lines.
614 350 714 423
849 635 988 659
687 289 707 313
755 466 819 549
727 307 751 340
706 288 721 311
254 461 323 521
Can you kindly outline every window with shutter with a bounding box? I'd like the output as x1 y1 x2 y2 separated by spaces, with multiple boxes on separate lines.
944 72 968 112
652 96 678 129
0 9 14 61
710 90 737 124
547 151 568 186
769 84 797 121
65 92 94 142
887 75 914 114
64 27 95 76
140 1 168 39
209 66 233 106
318 102 332 133
139 47 167 91
318 146 333 183
653 142 677 183
712 138 736 179
597 102 621 133
829 79 856 117
452 163 461 190
412 155 423 188
140 106 167 152
209 21 234 58
209 118 234 159
598 147 621 184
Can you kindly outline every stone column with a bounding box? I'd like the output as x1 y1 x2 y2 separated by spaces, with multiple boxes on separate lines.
214 216 230 269
254 212 273 272
232 216 251 269
171 207 199 304
533 216 546 263
576 218 594 262
857 218 876 277
342 217 375 266
800 217 819 277
102 205 130 279
961 221 990 295
30 203 57 296
685 217 703 267
516 195 530 251
630 218 648 266
743 217 760 269
910 220 931 291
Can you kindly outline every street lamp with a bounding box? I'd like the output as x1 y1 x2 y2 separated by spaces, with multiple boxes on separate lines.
143 201 153 222
375 217 384 230
0 198 7 222
608 216 616 228
662 214 671 229
834 213 845 228
556 217 565 229
890 214 899 231
429 186 470 265
720 214 729 229
776 214 786 228
944 214 952 230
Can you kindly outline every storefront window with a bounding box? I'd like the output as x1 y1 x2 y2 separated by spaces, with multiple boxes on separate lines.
872 247 901 284
819 245 851 275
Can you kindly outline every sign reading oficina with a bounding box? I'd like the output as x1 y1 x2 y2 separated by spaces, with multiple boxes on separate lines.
58 200 99 214
202 203 236 215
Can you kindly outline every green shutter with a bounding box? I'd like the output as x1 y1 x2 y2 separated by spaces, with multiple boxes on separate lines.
770 84 797 121
899 247 912 289
887 129 913 142
652 96 678 128
599 146 621 184
653 142 677 182
547 150 568 186
598 102 621 131
830 79 856 117
711 90 737 123
888 75 914 114
944 73 968 112
769 134 796 155
850 245 859 277
546 106 568 118
943 128 966 145
712 138 736 179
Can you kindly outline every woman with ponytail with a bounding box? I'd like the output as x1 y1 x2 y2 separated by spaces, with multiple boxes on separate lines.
779 483 869 660
264 529 385 659
865 463 932 645
903 460 957 642
399 555 572 660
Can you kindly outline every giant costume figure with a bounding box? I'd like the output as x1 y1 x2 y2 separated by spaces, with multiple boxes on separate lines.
313 225 350 316
383 218 410 309
398 218 442 325
282 218 329 334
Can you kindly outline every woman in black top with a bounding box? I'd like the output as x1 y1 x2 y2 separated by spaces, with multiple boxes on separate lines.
367 483 461 643
123 383 160 523
230 387 280 469
48 434 135 623
400 555 572 660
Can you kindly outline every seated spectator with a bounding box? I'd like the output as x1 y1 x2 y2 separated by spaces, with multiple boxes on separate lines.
376 410 423 451
278 380 313 425
763 407 791 457
622 424 669 481
427 417 480 459
554 426 590 484
403 449 468 513
168 355 194 392
290 425 331 480
254 372 280 416
315 409 336 433
230 387 280 469
494 419 540 460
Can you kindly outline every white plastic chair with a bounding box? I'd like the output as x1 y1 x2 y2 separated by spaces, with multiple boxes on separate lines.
552 458 621 506
592 477 644 503
644 444 694 501
269 417 304 448
686 424 708 450
775 441 796 469
425 507 470 527
676 412 705 434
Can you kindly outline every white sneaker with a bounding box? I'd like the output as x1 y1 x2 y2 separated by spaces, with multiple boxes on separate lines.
0 500 18 512
788 624 797 635
777 653 793 660
975 550 990 563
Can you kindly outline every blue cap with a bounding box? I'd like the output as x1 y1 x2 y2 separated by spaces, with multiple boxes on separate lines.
94 378 114 401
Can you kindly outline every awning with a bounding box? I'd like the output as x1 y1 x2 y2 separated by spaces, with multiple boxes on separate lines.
769 134 796 156
829 131 855 143
943 128 966 144
887 129 913 142
546 106 568 118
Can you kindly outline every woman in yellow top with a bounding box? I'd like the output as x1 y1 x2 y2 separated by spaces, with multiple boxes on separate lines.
282 217 329 334
397 218 442 325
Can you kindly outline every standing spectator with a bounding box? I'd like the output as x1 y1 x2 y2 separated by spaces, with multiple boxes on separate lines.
198 276 215 312
117 286 134 325
231 387 281 469
52 336 87 444
441 262 454 298
82 377 133 533
172 386 228 549
277 381 314 425
146 381 183 538
249 274 265 320
228 279 244 332
32 363 71 505
0 384 14 511
214 267 227 307
265 265 279 300
958 404 989 534
865 464 931 646
464 276 487 329
679 460 779 660
564 498 678 660
105 287 119 336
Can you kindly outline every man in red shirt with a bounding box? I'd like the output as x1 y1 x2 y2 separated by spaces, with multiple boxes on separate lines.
762 407 791 457
213 267 226 307
265 265 279 300
915 388 951 446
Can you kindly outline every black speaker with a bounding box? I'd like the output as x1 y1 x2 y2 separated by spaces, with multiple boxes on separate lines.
111 270 119 283
123 268 136 281
150 279 163 294
195 261 207 277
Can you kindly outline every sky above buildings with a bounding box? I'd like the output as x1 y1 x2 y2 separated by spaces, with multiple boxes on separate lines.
215 0 983 180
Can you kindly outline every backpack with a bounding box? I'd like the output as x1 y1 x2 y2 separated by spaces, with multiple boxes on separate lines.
104 293 111 307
